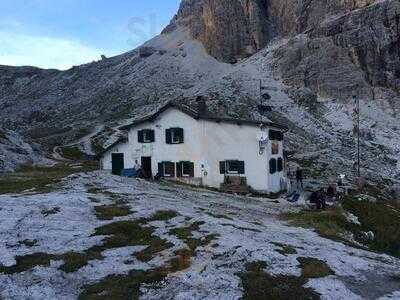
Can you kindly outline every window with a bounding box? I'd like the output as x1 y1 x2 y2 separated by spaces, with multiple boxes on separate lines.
176 161 195 177
166 128 184 144
269 130 283 141
138 129 155 143
277 158 283 172
158 161 175 177
269 158 277 174
219 160 245 175
271 142 279 155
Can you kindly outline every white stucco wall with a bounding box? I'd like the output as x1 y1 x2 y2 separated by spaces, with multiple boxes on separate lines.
101 107 285 192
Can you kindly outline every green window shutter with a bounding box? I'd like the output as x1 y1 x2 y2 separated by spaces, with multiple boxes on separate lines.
269 158 277 174
189 162 194 177
138 130 143 143
278 132 283 141
177 128 184 143
158 162 163 176
166 129 172 144
238 161 245 174
176 162 183 177
277 158 283 172
219 161 226 174
149 130 155 142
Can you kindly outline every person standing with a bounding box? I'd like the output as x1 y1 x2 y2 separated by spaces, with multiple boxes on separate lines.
296 167 303 189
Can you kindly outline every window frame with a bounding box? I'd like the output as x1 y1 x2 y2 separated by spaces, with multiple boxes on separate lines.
162 161 175 177
138 129 155 144
220 160 245 175
166 128 184 144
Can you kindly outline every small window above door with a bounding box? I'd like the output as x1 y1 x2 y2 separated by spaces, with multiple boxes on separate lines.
138 129 155 143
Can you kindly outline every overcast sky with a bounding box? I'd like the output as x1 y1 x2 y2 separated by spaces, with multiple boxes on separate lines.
0 0 180 70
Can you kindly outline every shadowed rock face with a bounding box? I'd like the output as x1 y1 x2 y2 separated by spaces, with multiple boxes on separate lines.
164 0 274 63
166 0 399 100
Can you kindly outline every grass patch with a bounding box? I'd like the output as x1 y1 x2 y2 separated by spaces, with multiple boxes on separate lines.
168 248 193 271
146 210 179 222
0 162 98 194
79 267 168 300
284 197 400 258
169 221 219 252
297 257 334 278
237 261 320 300
94 204 132 220
283 206 356 242
60 146 86 160
59 251 103 273
0 253 56 274
342 198 400 258
272 242 297 256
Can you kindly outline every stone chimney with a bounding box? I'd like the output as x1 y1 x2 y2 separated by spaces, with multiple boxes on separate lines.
196 96 208 116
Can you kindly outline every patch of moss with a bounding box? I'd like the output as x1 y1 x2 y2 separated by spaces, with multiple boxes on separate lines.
169 221 218 252
79 268 168 300
0 253 56 274
60 146 86 161
0 163 98 195
272 242 297 256
297 257 334 279
283 207 356 242
59 251 103 273
167 248 193 271
237 261 320 300
94 204 132 220
342 198 400 258
145 210 179 222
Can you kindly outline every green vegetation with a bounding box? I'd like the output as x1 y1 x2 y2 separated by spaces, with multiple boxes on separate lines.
297 257 334 278
145 210 179 222
237 261 321 300
272 242 297 256
94 204 132 220
79 268 168 300
283 206 356 242
60 146 86 160
0 162 98 194
284 197 400 258
342 198 400 258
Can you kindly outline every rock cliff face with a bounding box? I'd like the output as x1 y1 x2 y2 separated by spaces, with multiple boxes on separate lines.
164 0 274 63
166 0 399 101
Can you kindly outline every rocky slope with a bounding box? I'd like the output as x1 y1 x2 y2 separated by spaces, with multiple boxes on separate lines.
0 0 399 192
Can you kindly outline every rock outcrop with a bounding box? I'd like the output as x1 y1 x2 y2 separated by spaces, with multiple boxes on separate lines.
164 0 274 63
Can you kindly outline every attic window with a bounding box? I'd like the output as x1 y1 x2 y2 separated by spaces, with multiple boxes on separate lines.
269 130 283 141
166 128 184 144
138 129 155 143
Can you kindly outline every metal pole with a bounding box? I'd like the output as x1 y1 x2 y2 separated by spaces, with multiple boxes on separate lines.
357 96 361 178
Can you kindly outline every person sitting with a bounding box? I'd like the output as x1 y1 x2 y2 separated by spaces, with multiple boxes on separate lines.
316 189 326 210
326 185 336 202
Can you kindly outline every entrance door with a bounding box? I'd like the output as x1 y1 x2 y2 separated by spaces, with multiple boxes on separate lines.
111 153 124 175
141 157 152 179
